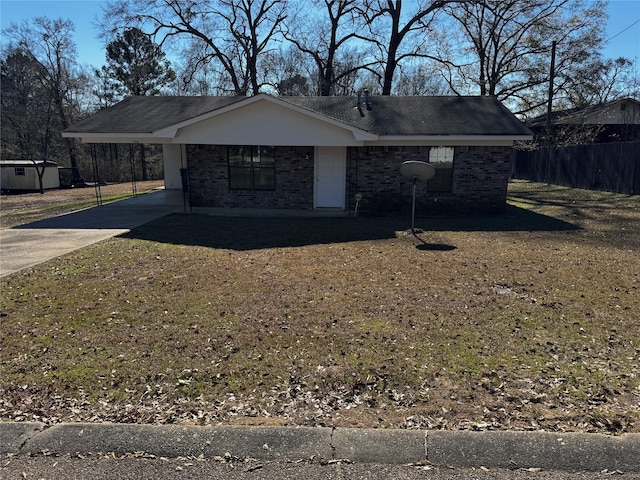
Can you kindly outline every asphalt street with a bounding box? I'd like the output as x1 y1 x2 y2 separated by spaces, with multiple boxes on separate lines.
3 454 639 480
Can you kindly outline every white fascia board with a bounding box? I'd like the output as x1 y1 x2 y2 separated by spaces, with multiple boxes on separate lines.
352 130 379 141
153 93 378 142
62 131 174 144
84 137 175 144
370 135 532 146
62 131 153 139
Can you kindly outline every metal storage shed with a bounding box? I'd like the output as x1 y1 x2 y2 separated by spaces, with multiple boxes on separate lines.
0 160 60 192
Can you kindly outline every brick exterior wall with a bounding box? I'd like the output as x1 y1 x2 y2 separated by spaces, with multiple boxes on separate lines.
187 145 314 209
186 144 513 213
347 145 513 214
451 146 513 212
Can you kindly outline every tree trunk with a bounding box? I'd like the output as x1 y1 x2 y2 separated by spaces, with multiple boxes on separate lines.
54 92 84 185
382 56 397 95
382 39 399 95
382 2 402 96
67 139 83 186
320 62 334 96
34 161 45 194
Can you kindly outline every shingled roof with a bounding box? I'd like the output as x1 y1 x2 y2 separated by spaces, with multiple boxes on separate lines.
527 98 640 128
64 94 531 139
286 95 531 136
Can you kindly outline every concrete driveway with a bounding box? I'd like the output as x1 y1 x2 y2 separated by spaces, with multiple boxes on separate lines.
0 190 185 277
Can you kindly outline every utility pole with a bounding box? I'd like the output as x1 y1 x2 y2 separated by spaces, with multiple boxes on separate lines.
546 40 557 145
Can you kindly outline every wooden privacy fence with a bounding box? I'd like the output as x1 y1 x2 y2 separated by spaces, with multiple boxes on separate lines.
512 142 640 195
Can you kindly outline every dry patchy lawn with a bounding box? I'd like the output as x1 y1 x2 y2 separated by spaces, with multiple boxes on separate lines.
0 181 639 433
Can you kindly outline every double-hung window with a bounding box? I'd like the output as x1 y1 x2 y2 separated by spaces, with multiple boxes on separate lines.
427 147 454 192
228 146 275 191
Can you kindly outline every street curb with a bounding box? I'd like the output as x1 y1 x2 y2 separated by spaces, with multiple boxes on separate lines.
426 431 640 472
332 428 425 464
4 423 333 462
1 422 639 472
0 422 46 453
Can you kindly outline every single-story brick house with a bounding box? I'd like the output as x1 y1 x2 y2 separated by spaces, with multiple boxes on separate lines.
63 93 532 214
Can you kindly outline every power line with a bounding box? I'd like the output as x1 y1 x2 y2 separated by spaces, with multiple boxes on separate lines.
605 18 640 43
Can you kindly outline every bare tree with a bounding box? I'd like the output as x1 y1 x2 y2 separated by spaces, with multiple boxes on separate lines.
174 40 224 94
261 46 313 95
440 0 610 115
562 57 635 108
4 17 86 186
0 49 50 193
284 0 373 96
393 64 449 95
1 50 46 160
101 0 287 96
361 0 460 95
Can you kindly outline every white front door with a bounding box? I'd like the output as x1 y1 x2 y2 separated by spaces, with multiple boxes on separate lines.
315 146 346 208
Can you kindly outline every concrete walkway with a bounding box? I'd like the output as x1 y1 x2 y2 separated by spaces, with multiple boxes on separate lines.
0 190 185 277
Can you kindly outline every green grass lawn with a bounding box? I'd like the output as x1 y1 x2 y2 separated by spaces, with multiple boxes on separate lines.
1 181 638 433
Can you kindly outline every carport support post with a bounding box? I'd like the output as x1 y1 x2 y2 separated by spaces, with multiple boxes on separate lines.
129 144 138 197
91 144 102 206
546 40 557 145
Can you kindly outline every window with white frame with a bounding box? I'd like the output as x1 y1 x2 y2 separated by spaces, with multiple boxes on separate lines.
427 147 454 192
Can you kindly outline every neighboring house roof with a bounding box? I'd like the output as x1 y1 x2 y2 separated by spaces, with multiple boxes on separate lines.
63 93 532 145
527 98 640 127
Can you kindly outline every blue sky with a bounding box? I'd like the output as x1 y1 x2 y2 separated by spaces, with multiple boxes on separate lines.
1 0 639 68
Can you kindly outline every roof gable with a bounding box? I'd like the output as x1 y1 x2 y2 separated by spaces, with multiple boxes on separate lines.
155 94 377 145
